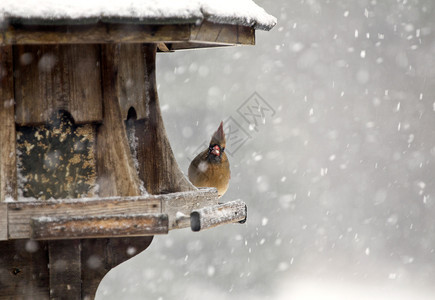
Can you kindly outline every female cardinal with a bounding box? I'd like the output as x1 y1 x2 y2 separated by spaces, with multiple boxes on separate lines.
188 121 230 198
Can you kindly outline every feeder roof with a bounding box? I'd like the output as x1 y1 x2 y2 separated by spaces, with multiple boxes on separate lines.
0 0 276 31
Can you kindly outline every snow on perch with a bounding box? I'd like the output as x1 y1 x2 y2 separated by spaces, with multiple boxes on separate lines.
0 0 276 31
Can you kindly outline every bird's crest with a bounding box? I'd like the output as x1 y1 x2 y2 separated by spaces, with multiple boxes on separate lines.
210 121 226 147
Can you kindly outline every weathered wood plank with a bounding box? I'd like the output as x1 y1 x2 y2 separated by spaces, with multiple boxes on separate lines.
0 46 17 203
6 189 220 238
0 203 7 241
14 44 103 125
81 238 110 299
31 213 168 240
189 21 255 45
1 23 255 48
81 236 153 298
131 44 196 195
97 44 144 197
237 25 255 45
215 24 239 44
167 42 231 51
116 44 148 121
190 200 247 232
48 240 81 299
107 24 190 43
190 21 217 43
157 42 171 52
8 196 161 239
158 24 255 51
175 213 191 228
1 23 191 45
161 188 218 229
0 240 49 298
6 188 220 239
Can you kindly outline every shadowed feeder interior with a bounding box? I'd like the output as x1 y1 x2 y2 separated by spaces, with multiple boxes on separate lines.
0 10 274 298
17 110 97 199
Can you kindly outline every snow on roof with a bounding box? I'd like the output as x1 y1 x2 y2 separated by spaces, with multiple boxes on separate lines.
0 0 276 31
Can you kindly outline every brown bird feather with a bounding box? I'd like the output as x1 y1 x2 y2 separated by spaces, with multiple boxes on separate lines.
188 121 230 198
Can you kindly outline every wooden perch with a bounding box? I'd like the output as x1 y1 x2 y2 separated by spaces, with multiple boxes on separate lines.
7 196 160 239
1 188 219 240
190 200 247 232
162 188 218 230
30 213 168 240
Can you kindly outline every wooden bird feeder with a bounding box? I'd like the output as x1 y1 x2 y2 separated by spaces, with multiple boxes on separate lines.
0 1 276 298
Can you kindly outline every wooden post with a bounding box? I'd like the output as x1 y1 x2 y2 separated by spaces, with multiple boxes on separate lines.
49 240 82 299
97 43 143 197
80 236 153 298
109 44 196 194
135 45 195 194
0 46 17 203
0 203 7 241
0 240 49 298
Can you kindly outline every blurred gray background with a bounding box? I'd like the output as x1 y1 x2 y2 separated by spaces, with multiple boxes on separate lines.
98 0 435 299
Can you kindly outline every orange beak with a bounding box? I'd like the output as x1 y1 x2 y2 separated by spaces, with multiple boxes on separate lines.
211 145 220 156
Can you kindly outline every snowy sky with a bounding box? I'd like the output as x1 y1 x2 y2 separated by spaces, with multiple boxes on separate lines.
100 0 435 299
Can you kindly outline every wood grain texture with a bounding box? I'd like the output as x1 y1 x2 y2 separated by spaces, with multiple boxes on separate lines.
5 190 221 238
0 22 256 47
0 240 49 299
0 203 7 241
0 46 17 203
147 25 255 51
97 44 143 197
1 23 191 45
80 236 154 298
8 196 161 239
190 21 235 44
168 42 231 51
190 200 247 232
115 44 148 121
81 236 153 298
14 44 102 125
31 213 168 240
131 44 196 195
157 42 171 52
48 240 81 299
81 238 110 299
189 21 255 45
237 25 255 45
161 188 218 229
